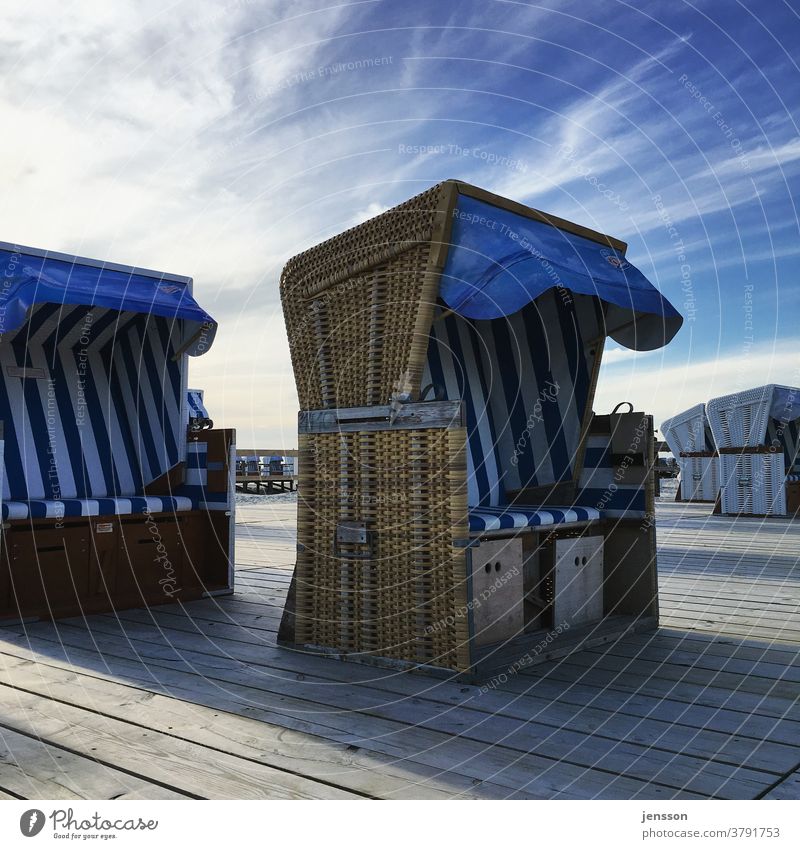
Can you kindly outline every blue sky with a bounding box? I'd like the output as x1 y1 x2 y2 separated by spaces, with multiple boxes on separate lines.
1 0 798 445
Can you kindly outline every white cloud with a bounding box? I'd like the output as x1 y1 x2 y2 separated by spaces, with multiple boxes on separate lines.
595 339 800 431
1 5 797 448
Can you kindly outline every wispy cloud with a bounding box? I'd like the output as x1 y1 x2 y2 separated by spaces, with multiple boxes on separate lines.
596 339 800 430
1 1 797 444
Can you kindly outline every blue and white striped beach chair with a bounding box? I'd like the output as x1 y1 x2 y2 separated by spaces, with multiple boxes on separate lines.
0 241 236 620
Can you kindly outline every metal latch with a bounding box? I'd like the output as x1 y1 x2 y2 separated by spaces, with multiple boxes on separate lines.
333 521 375 559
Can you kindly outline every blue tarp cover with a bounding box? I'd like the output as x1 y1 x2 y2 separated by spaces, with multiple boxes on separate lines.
768 386 800 423
440 195 682 350
0 246 216 355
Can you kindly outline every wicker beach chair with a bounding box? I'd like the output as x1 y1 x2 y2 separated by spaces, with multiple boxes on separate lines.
661 403 719 502
707 384 800 516
0 242 235 620
278 181 682 677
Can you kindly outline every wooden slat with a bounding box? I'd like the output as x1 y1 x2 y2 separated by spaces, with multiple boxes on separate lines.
0 685 358 800
762 766 800 799
0 620 775 799
0 641 669 800
0 724 192 800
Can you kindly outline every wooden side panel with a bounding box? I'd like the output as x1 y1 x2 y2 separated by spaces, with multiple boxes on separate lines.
180 511 231 591
143 462 186 495
114 516 185 605
591 411 659 621
787 482 800 516
205 429 234 492
6 525 90 618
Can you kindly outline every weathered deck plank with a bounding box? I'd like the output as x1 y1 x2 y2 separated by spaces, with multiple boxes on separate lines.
0 724 192 800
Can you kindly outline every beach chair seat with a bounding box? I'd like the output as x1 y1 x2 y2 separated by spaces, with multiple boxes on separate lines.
468 505 601 533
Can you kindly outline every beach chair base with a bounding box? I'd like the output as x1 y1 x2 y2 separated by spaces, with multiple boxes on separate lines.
0 509 232 621
676 452 719 502
279 516 658 682
719 450 788 516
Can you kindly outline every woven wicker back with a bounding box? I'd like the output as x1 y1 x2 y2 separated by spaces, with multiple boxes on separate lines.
281 183 452 409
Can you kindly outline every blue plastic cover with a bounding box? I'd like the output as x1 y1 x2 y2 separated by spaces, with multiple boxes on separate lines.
440 195 682 350
769 386 800 423
0 246 216 355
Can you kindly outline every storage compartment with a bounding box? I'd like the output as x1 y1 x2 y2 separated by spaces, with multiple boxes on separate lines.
469 538 524 646
180 511 231 591
469 533 606 648
720 452 786 516
679 454 720 502
5 524 90 618
553 535 604 628
87 519 120 601
117 516 185 604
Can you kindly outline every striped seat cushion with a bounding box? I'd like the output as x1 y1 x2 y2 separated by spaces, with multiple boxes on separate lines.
787 473 800 482
469 505 600 533
2 496 194 521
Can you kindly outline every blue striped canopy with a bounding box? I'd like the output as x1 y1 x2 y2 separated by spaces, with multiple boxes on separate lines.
440 195 682 351
0 245 216 355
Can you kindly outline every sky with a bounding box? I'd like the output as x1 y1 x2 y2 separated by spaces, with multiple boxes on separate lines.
1 0 798 448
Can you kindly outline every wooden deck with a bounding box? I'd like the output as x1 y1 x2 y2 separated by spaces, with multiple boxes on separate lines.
1 499 799 800
235 474 297 493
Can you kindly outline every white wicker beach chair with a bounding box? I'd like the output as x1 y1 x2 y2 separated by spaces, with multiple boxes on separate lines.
661 403 719 502
707 384 800 516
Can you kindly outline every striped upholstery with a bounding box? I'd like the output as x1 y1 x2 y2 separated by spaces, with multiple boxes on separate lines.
176 441 229 511
187 388 209 420
0 304 185 516
469 505 600 533
787 473 800 483
575 434 648 517
423 290 603 508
